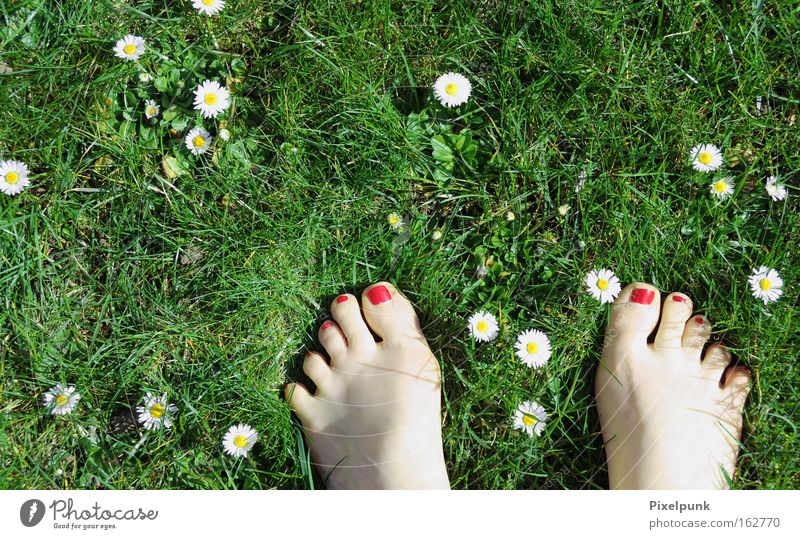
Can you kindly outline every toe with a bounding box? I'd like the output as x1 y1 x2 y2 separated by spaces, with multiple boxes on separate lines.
318 320 348 362
654 292 693 353
284 383 319 426
606 282 661 348
361 281 425 345
722 365 752 410
682 314 711 357
330 293 375 349
701 343 732 382
303 352 332 390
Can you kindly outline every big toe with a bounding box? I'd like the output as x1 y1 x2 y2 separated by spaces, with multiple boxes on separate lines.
606 282 661 350
361 282 425 346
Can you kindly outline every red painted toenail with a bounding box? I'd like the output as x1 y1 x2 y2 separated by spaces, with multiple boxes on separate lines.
672 295 686 302
695 316 705 325
321 321 332 330
366 285 392 305
336 295 349 303
630 288 655 305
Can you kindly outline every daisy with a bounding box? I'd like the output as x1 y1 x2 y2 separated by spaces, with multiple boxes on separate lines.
748 266 783 304
192 0 225 15
0 160 30 196
136 392 177 430
222 424 258 457
765 176 787 202
193 80 231 119
585 268 621 304
218 128 231 141
113 35 145 61
468 311 499 342
184 127 213 155
514 329 552 369
144 99 160 119
513 400 548 438
43 384 80 416
433 72 471 108
710 177 734 199
690 143 723 172
387 212 403 230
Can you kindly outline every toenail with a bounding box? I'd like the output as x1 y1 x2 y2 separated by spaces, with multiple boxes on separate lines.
321 321 333 330
671 295 686 303
366 285 392 305
630 288 655 305
694 316 705 325
336 295 349 304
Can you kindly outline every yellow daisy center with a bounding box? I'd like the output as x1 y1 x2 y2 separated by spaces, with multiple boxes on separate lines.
713 180 727 193
522 414 537 427
123 44 137 55
150 403 165 418
204 93 218 105
233 435 249 448
55 395 69 406
476 321 488 333
193 136 207 148
146 106 156 116
597 278 609 291
202 0 215 5
445 83 459 96
698 151 713 165
388 215 399 225
526 342 539 354
5 171 19 184
759 279 772 291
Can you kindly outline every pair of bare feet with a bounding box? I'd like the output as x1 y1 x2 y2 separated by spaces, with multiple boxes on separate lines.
285 281 751 489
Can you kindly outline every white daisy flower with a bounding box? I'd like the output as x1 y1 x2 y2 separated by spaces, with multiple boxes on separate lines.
218 128 231 141
710 177 734 199
192 0 225 16
690 143 723 172
222 423 258 457
193 80 231 119
144 99 160 119
513 400 548 438
468 311 499 342
138 72 152 83
113 35 145 61
43 384 80 416
387 212 403 230
0 160 31 196
433 72 471 108
514 329 552 369
431 229 443 241
136 392 177 430
184 126 213 155
765 176 787 201
748 266 783 304
585 268 621 304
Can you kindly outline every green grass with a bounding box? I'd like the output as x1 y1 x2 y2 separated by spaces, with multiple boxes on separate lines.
1 0 798 489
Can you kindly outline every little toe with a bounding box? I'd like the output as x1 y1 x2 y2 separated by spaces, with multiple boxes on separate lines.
318 320 347 362
654 292 693 353
702 343 732 382
682 314 711 357
284 383 320 426
303 352 332 390
606 282 661 348
330 293 375 349
722 365 752 410
361 281 424 345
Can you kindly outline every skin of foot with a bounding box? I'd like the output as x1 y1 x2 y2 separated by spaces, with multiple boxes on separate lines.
596 283 752 489
285 282 450 489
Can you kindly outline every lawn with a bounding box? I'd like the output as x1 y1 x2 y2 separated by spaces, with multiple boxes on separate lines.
1 0 798 489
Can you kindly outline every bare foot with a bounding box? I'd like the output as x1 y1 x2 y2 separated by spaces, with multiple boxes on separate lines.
596 283 752 489
285 282 450 489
